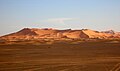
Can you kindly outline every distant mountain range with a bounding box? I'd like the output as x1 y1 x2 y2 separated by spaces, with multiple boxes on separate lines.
0 28 120 41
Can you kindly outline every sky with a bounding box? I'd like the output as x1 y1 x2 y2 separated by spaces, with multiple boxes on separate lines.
0 0 120 35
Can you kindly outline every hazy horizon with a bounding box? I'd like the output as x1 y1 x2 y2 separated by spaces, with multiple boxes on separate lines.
0 0 120 36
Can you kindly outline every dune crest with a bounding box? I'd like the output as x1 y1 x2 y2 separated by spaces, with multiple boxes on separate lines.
0 28 120 40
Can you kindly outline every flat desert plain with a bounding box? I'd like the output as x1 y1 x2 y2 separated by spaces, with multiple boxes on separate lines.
0 40 120 71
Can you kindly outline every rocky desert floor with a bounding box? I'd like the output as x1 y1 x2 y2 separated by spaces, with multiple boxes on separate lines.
0 40 120 71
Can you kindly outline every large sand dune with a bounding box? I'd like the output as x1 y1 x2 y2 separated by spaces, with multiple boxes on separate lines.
0 28 120 41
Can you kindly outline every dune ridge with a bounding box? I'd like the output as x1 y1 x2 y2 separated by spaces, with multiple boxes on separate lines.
0 28 120 41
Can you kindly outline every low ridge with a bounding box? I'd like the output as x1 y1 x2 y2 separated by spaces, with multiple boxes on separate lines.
0 28 120 41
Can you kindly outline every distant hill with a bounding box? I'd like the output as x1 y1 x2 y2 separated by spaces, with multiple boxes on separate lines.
101 30 115 34
0 28 120 41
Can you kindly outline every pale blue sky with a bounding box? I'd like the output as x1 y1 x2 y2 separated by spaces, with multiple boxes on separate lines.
0 0 120 35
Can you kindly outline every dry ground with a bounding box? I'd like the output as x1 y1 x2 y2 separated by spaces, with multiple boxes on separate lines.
0 40 120 71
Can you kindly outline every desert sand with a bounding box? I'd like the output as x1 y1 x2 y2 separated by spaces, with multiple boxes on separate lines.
0 40 120 71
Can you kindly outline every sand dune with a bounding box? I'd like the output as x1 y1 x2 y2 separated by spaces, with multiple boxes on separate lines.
0 28 120 41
